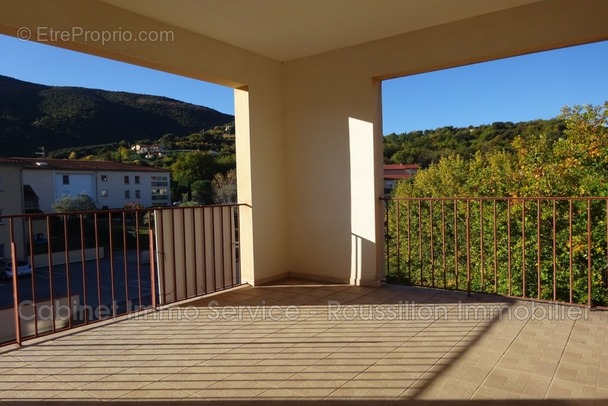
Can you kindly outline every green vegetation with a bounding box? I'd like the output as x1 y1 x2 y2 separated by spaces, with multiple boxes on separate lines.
393 102 608 198
169 150 236 204
387 102 608 306
212 169 237 204
51 193 97 212
384 118 564 167
0 74 233 157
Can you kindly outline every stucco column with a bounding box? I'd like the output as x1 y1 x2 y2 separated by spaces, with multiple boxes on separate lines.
235 83 289 285
284 63 384 286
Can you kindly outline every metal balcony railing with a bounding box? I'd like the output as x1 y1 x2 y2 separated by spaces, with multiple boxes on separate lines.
0 204 242 346
383 197 608 309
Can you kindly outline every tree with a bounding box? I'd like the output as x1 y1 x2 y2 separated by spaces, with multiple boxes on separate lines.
171 151 216 202
159 133 176 150
51 193 97 213
389 101 608 306
115 146 131 162
212 169 237 203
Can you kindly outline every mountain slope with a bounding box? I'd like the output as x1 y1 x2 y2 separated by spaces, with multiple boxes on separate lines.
0 75 234 156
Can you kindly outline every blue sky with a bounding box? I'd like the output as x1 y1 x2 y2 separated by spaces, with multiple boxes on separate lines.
0 34 234 115
1 34 607 135
382 40 608 134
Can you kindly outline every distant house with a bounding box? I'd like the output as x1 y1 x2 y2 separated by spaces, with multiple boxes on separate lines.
384 164 419 194
12 158 171 212
131 144 165 158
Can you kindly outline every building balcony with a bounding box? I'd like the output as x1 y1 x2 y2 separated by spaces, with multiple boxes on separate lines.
2 0 608 402
1 279 607 403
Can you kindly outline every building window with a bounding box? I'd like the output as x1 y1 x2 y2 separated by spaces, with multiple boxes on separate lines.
101 190 108 197
0 244 4 257
62 175 70 185
125 190 130 199
135 176 140 184
124 175 130 184
101 175 108 182
151 188 169 201
135 190 141 199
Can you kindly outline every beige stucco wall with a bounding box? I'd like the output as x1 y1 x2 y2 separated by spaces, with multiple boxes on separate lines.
1 0 607 286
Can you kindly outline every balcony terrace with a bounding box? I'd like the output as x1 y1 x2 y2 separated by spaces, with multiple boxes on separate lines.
2 1 608 404
1 279 607 404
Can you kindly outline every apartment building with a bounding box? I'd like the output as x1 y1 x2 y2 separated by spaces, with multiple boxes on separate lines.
1 158 171 213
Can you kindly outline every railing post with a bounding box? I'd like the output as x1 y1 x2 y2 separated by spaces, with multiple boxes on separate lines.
63 215 72 329
507 200 511 296
522 200 526 298
149 223 157 309
80 214 88 324
394 200 399 283
10 218 21 346
588 199 592 309
466 199 471 297
569 199 573 304
479 200 484 293
384 198 391 281
27 217 39 337
454 199 459 291
537 199 541 301
429 200 434 287
552 200 557 302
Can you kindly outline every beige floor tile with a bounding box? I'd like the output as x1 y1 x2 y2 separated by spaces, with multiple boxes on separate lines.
78 378 150 392
254 387 310 399
192 386 268 399
1 284 607 404
117 380 193 399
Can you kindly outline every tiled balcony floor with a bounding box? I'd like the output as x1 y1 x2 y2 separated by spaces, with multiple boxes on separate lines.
1 279 607 405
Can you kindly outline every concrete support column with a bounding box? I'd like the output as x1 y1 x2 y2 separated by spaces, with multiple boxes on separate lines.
235 83 289 285
284 66 384 286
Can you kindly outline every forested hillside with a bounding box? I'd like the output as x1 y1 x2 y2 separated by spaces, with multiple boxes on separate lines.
386 102 608 306
384 118 565 167
393 102 608 197
0 75 233 156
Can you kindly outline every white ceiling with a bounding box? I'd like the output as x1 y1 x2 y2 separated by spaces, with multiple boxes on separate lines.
99 0 540 61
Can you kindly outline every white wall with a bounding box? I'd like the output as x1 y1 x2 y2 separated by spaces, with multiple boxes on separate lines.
23 169 171 212
23 170 55 213
96 171 170 209
54 173 95 201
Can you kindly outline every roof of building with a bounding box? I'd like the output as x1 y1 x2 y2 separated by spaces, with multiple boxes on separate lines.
384 164 420 170
384 174 416 180
4 157 170 173
0 157 29 165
